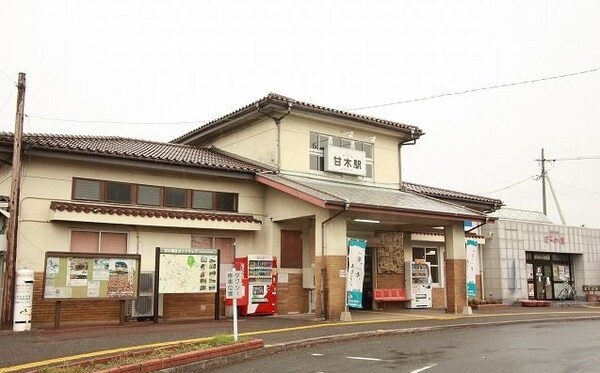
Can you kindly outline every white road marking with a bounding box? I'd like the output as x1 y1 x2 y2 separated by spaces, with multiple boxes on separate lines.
346 356 394 362
311 353 325 356
410 364 438 373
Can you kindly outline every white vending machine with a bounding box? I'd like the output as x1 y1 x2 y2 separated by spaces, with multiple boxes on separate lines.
405 261 432 308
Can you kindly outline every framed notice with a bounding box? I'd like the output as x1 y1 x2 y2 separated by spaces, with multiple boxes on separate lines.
157 247 219 294
42 252 141 300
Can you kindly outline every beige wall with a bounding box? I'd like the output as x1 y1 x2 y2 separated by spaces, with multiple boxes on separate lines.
209 118 278 168
199 112 408 186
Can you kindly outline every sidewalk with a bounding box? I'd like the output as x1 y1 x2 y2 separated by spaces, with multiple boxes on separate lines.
2 304 600 372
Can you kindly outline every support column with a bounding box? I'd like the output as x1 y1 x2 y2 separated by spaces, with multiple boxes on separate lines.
444 223 467 314
315 217 347 320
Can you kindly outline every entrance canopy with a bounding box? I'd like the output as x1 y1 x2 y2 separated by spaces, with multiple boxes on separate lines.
257 173 489 224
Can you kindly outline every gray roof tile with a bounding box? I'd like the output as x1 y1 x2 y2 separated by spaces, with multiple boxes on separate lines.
0 132 265 173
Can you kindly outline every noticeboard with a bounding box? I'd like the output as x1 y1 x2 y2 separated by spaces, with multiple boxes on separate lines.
42 252 141 300
157 247 219 294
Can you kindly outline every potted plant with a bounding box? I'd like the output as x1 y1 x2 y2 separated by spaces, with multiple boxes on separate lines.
583 285 599 302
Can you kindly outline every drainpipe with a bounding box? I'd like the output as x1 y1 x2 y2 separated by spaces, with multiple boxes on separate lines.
397 130 417 188
257 102 292 171
320 202 349 320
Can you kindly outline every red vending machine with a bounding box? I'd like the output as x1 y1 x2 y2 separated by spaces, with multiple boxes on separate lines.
230 255 277 315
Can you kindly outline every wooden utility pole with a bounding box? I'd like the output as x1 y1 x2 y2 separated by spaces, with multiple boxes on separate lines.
1 72 26 329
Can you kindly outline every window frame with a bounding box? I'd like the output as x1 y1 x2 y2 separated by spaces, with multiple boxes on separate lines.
412 246 441 286
105 181 133 204
72 178 240 213
70 230 128 254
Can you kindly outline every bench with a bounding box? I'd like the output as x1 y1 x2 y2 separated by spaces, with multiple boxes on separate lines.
373 288 411 310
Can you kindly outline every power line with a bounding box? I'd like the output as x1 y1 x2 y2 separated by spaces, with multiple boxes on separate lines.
553 155 600 161
347 67 600 111
550 178 600 196
0 67 17 85
480 175 535 195
0 86 16 115
25 114 207 126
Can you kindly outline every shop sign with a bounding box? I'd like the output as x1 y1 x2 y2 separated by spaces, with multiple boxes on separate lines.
545 232 565 245
324 145 366 176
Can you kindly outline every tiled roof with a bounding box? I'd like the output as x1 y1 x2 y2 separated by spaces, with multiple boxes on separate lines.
402 181 503 207
0 132 265 173
258 174 487 220
172 93 423 143
50 201 262 224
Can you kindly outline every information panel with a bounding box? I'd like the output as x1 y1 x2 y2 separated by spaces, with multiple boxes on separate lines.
43 252 141 300
157 248 219 294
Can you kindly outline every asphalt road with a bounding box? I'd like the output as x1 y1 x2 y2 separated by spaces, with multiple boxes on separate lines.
209 319 600 373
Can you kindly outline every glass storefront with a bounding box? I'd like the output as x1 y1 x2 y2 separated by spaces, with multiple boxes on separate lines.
526 252 574 300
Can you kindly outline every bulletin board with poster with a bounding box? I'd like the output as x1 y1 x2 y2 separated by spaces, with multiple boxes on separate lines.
43 252 141 300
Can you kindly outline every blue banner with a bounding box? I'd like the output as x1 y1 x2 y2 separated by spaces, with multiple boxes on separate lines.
347 238 366 309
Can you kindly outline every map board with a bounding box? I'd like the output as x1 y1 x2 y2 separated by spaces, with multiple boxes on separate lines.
156 248 219 294
43 252 141 300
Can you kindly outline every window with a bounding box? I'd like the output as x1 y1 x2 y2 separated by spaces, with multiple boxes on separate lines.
216 193 237 211
281 230 303 268
137 185 160 206
73 179 101 201
70 231 127 254
164 187 187 208
106 182 131 204
413 247 440 284
309 132 374 178
192 191 213 209
71 178 239 212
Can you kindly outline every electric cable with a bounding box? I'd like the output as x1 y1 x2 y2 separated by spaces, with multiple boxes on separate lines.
347 67 600 111
25 114 208 126
479 175 536 195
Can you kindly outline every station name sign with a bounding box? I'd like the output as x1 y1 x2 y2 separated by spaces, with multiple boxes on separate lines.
324 145 366 176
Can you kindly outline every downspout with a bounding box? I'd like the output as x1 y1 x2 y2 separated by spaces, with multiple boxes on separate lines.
397 129 417 188
257 102 292 171
320 202 350 320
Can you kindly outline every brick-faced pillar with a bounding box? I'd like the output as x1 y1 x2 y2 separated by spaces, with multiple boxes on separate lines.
315 216 348 320
444 223 467 314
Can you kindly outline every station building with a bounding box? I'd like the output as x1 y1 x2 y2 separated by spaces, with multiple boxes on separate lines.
0 93 503 325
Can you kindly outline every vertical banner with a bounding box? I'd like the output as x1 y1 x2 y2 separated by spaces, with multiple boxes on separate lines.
347 238 366 308
466 239 478 298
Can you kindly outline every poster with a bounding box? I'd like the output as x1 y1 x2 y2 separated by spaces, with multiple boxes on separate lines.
466 239 478 297
346 238 366 309
42 252 140 300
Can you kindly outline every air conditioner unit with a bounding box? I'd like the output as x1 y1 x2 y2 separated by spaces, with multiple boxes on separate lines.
129 294 163 318
127 271 163 318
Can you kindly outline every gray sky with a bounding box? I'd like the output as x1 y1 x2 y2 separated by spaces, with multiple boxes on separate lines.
1 1 599 228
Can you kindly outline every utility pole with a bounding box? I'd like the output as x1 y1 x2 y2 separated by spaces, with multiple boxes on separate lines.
1 72 26 329
535 148 555 216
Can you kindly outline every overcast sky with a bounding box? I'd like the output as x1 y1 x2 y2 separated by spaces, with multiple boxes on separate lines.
1 1 599 228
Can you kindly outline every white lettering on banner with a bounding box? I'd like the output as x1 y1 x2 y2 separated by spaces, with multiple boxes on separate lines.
324 145 367 176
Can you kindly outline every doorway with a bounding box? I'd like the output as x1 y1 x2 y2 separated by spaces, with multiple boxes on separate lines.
532 262 553 300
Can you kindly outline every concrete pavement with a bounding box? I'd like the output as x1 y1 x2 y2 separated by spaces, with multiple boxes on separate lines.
2 304 600 372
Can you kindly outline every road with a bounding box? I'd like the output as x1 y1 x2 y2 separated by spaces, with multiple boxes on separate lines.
210 320 600 373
